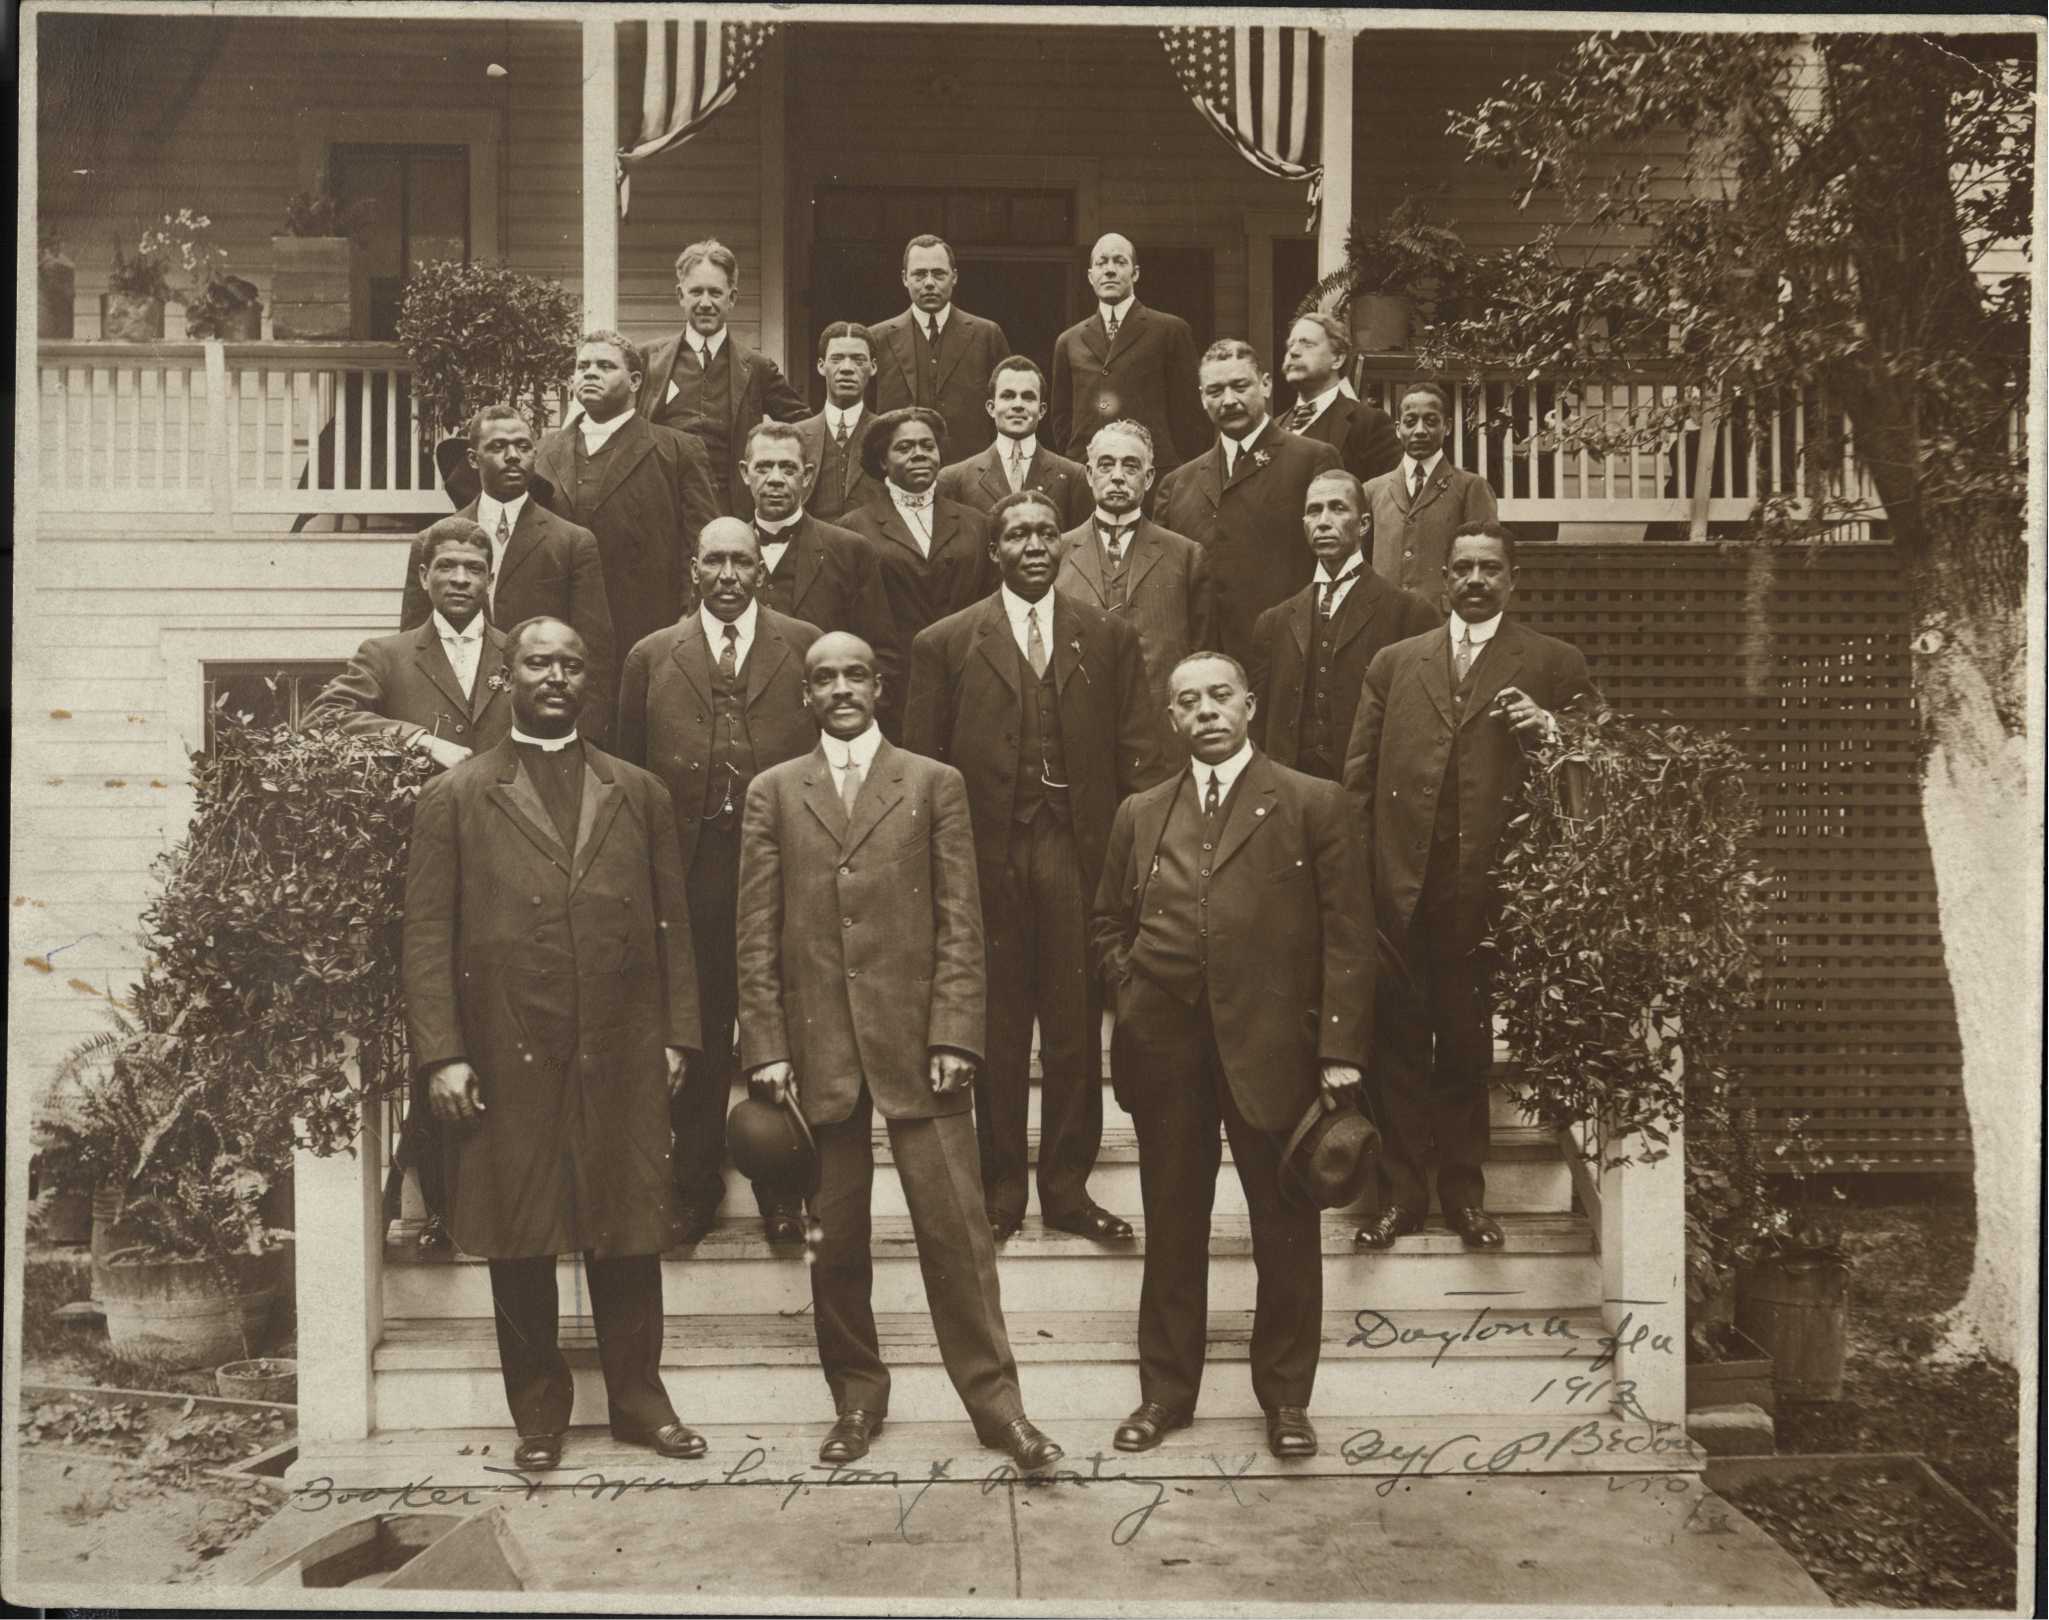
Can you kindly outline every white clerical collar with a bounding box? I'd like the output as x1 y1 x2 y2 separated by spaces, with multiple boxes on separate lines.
1000 584 1054 638
511 726 578 752
755 511 803 536
1453 610 1504 646
1228 419 1272 457
1196 739 1255 798
431 610 483 643
998 434 1039 462
1404 450 1445 483
821 724 883 773
579 407 634 452
1100 294 1135 325
700 599 759 646
826 401 864 432
1314 554 1365 588
688 328 728 361
479 491 527 535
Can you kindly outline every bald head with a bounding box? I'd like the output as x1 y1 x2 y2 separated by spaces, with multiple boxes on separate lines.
694 516 763 622
1088 232 1139 305
804 632 882 740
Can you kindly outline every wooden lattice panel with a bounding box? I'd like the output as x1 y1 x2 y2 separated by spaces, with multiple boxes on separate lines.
1514 544 1969 1172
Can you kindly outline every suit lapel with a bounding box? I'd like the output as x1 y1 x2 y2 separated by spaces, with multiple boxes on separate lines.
1193 445 1225 513
671 616 715 706
745 616 793 710
490 748 570 870
839 740 907 858
875 502 929 563
643 336 683 420
727 344 756 449
973 596 1022 696
1064 528 1107 606
1459 620 1527 730
1326 572 1381 657
932 318 969 395
570 758 623 892
1081 310 1110 366
889 318 920 396
1125 522 1167 596
799 747 849 842
1132 776 1179 910
1051 601 1082 697
787 520 824 617
976 446 1011 508
1412 462 1455 517
532 433 576 512
1109 301 1147 364
1288 589 1313 658
494 503 545 599
471 626 509 722
584 416 656 515
1417 625 1457 728
410 621 473 716
1223 425 1273 495
1212 755 1280 875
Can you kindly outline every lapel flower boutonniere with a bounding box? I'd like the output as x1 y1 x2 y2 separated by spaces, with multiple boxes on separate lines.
1250 448 1272 472
1070 638 1091 685
487 671 510 694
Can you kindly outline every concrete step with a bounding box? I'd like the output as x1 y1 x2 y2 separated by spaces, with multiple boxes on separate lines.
714 1122 1573 1220
372 1304 1623 1428
382 1211 1600 1319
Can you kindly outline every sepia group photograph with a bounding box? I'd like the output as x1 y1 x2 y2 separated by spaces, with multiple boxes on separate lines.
6 1 2041 1611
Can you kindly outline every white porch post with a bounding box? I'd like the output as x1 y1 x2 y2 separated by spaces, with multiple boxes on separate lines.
1317 27 1355 276
293 1089 384 1453
1597 1117 1690 1430
582 18 620 329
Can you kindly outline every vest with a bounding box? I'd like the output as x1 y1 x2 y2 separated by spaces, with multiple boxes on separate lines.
810 419 860 519
571 430 614 517
912 320 945 407
1421 641 1485 924
1097 522 1134 610
1011 632 1070 827
757 529 800 619
1131 771 1241 1004
667 341 733 467
514 740 585 885
1299 592 1336 777
703 631 758 827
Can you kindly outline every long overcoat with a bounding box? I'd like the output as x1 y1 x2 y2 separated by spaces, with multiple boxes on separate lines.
403 739 700 1258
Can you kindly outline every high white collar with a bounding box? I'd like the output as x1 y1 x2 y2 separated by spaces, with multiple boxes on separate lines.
700 599 760 646
1193 739 1255 798
1452 610 1504 645
1099 294 1135 326
1000 584 1054 639
687 328 728 360
431 609 484 643
511 726 578 752
997 434 1039 463
578 407 634 451
821 723 883 773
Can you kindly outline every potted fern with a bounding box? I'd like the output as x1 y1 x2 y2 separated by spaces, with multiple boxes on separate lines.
271 184 376 341
1300 200 1468 355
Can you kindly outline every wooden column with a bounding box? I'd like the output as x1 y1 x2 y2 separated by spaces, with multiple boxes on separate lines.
1598 1114 1690 1430
757 32 789 370
291 1086 384 1457
1318 27 1356 277
582 18 620 329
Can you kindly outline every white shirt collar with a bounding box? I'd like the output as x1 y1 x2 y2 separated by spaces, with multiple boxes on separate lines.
1227 419 1272 458
579 407 634 452
915 304 952 335
1314 552 1365 588
1100 294 1135 325
890 481 934 512
687 327 728 360
700 599 760 652
1000 583 1055 643
511 725 578 752
1195 739 1255 799
1453 610 1504 646
820 723 883 773
431 609 484 643
998 434 1039 463
478 491 527 537
1403 449 1445 483
825 401 864 433
1093 508 1139 533
755 510 803 536
1302 381 1349 421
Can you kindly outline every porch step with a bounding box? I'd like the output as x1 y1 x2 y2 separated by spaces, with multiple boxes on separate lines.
382 1211 1601 1318
716 1122 1573 1220
371 1305 1619 1429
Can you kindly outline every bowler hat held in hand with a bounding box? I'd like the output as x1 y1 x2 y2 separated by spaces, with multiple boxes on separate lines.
1281 1087 1381 1211
727 1089 819 1202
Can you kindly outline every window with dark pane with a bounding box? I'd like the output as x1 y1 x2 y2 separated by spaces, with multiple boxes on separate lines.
202 661 349 753
331 143 470 340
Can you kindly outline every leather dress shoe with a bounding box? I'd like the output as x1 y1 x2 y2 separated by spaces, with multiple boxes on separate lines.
612 1420 708 1459
988 1212 1023 1242
978 1416 1063 1472
1449 1207 1505 1250
414 1214 452 1255
1112 1401 1193 1453
675 1203 718 1245
1265 1406 1318 1459
763 1212 805 1245
1354 1207 1424 1249
513 1432 564 1470
1043 1204 1135 1242
819 1408 883 1464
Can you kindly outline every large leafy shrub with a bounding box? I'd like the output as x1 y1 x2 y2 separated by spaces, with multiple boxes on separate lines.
396 259 579 439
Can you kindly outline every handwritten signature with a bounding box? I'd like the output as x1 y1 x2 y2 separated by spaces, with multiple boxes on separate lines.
1347 1306 1677 1371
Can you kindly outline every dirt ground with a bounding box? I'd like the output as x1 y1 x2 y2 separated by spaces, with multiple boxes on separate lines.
10 1450 284 1589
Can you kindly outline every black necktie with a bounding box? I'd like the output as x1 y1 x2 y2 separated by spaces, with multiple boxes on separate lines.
1204 772 1220 819
1321 569 1357 620
833 416 850 446
720 624 739 681
924 318 940 349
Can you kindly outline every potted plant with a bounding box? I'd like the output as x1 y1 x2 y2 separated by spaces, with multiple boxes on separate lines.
39 228 75 339
40 708 431 1372
396 259 579 508
271 184 376 341
1300 199 1468 354
102 240 172 342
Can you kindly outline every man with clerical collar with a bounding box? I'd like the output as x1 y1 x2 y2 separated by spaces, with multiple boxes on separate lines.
795 322 887 523
1279 312 1400 483
871 235 1011 461
403 616 704 1474
313 518 516 1253
1088 650 1371 1461
1245 469 1439 782
1053 419 1217 757
1360 379 1500 607
840 406 992 737
937 356 1091 531
398 406 617 742
734 632 1065 1475
535 331 717 714
1049 232 1208 475
905 491 1166 1244
1155 341 1342 665
617 518 824 1247
635 238 807 515
1344 521 1592 1255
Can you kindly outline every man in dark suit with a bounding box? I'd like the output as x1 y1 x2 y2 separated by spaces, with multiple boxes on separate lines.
636 238 808 514
1344 522 1593 1252
1247 470 1439 781
1054 420 1217 755
841 408 991 738
738 420 901 702
793 322 887 524
737 631 1065 1475
1279 312 1399 483
1363 380 1500 606
1049 233 1208 474
904 491 1167 1243
399 406 618 744
403 616 703 1473
1090 651 1370 1460
536 331 719 703
937 356 1091 531
312 519 514 1252
1155 341 1342 664
870 235 1011 461
617 517 823 1248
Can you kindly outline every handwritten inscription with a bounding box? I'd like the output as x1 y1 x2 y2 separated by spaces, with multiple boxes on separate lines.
1348 1306 1676 1371
1340 1417 1697 1495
